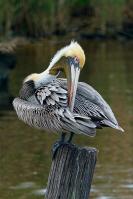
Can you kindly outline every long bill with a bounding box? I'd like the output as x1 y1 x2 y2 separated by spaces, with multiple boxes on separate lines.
67 58 80 111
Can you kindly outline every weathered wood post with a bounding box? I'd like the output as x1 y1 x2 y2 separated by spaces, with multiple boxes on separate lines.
46 143 97 199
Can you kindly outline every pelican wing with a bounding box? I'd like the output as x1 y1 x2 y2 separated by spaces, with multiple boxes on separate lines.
58 79 123 131
13 81 97 136
35 82 67 107
34 81 96 136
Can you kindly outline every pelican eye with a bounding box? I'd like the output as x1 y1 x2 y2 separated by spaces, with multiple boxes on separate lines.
74 56 80 65
67 56 80 68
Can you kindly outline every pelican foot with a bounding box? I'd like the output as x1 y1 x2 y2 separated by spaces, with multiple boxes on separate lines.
52 140 66 159
67 132 74 143
52 132 75 159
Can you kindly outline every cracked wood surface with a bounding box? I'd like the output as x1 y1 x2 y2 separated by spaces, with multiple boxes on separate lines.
46 144 97 199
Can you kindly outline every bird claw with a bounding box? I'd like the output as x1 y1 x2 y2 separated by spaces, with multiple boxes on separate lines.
52 132 75 159
52 140 66 159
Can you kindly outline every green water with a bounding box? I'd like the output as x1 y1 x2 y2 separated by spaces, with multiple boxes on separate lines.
0 39 133 199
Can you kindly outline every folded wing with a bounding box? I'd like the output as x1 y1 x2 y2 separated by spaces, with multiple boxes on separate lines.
13 81 97 137
58 79 124 132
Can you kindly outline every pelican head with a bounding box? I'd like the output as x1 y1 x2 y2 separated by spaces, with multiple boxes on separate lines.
48 41 85 109
24 41 85 109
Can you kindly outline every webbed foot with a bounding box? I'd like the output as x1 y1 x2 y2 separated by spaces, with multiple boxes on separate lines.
52 140 65 159
52 132 75 159
52 132 66 159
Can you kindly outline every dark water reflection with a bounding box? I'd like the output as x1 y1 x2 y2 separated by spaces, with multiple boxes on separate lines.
0 39 133 199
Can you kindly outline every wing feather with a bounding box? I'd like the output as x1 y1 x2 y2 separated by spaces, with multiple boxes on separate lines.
13 97 96 136
58 78 123 131
13 78 123 136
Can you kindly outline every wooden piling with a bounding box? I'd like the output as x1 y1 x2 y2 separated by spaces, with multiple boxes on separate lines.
46 143 97 199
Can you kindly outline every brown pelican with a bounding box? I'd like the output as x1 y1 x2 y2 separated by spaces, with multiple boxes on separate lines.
13 41 124 154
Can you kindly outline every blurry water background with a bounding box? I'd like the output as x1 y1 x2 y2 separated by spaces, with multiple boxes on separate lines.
0 38 132 199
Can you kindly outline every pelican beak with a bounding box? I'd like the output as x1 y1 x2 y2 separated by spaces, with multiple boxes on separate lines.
66 57 80 111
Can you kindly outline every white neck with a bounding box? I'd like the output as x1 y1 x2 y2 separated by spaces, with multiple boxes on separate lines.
47 41 79 71
34 69 56 88
34 41 81 88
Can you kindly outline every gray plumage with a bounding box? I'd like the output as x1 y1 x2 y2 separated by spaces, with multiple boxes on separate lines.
13 78 123 137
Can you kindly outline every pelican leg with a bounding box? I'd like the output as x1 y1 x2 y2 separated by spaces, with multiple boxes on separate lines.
67 132 74 143
52 132 66 159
